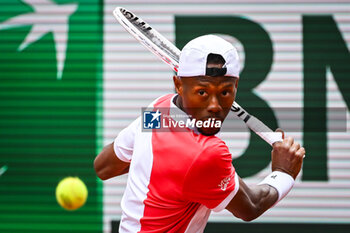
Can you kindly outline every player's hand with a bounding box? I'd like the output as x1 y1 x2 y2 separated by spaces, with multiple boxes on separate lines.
271 129 305 180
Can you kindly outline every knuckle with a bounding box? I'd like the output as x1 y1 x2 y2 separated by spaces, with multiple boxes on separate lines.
296 148 305 157
273 143 283 151
282 144 290 151
289 147 297 154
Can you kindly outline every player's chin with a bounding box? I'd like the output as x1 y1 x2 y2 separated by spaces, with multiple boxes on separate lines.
198 127 221 136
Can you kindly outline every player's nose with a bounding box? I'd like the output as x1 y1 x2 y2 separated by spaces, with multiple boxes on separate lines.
207 96 222 113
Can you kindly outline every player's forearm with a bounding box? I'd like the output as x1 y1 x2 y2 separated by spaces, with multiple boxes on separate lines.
245 184 278 220
226 178 278 222
94 142 130 180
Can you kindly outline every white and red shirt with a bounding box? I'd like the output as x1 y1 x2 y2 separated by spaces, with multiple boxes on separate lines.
114 94 239 233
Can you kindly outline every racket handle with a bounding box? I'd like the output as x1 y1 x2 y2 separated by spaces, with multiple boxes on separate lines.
245 115 283 146
231 102 282 146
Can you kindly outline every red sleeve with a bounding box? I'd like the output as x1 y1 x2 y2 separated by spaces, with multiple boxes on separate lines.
182 138 238 211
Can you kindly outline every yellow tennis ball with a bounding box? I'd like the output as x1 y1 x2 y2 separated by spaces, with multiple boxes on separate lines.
56 177 88 211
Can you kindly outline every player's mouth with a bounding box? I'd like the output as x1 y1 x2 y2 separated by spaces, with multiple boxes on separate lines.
199 116 224 124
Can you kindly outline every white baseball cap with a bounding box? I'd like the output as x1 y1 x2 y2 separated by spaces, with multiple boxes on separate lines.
177 34 240 78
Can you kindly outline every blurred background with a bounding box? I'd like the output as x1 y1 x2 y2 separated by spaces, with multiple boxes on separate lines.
0 0 349 232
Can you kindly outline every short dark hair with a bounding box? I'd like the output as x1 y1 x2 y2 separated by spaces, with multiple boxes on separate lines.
206 53 226 66
205 53 227 77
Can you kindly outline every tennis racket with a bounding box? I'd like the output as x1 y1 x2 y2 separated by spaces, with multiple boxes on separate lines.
113 7 282 146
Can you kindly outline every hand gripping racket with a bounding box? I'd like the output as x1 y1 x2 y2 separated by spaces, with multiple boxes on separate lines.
113 7 282 146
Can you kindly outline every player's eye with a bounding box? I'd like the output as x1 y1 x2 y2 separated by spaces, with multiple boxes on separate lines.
222 90 229 96
198 90 206 96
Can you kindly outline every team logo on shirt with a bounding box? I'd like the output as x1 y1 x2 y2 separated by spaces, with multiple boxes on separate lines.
143 110 162 129
218 176 231 191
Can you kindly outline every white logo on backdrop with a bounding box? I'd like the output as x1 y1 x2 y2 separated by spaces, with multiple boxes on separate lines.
0 0 78 79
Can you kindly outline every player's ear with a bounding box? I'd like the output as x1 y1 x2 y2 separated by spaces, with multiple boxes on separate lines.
173 75 183 95
233 78 239 100
235 78 239 89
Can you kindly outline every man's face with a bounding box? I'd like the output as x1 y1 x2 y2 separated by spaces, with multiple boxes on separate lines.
174 68 238 136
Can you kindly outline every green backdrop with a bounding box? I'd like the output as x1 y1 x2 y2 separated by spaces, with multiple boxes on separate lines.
0 0 103 232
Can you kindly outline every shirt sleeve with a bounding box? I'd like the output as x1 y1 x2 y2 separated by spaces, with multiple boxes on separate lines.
182 139 239 212
113 117 140 162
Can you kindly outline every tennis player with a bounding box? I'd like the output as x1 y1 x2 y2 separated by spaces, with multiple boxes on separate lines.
94 35 305 233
